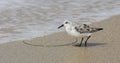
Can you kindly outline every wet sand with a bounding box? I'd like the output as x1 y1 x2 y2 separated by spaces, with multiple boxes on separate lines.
0 15 120 63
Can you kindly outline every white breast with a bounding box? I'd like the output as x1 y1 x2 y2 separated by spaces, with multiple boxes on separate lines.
65 26 80 37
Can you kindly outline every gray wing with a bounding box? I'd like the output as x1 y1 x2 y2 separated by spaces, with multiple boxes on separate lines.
75 24 103 33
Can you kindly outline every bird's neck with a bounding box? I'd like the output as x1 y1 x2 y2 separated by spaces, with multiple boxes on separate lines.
65 25 73 31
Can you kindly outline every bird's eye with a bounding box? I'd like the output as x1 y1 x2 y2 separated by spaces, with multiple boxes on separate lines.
65 22 68 24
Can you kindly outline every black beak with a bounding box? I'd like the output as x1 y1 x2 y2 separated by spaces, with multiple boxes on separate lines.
58 24 64 29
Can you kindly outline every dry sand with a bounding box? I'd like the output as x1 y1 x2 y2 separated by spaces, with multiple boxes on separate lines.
0 15 120 63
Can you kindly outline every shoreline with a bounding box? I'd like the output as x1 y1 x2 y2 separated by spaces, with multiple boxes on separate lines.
0 14 120 44
0 15 120 63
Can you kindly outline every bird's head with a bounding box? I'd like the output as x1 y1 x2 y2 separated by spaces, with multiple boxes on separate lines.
58 20 72 29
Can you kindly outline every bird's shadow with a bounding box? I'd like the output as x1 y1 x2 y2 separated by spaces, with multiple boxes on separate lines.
73 42 107 47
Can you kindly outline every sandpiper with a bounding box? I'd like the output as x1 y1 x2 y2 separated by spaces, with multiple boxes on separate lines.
58 20 103 47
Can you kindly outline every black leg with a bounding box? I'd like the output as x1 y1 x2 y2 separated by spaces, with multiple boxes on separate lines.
85 36 91 46
79 37 84 46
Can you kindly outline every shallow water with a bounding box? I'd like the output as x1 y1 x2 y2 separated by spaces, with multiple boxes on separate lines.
0 0 120 43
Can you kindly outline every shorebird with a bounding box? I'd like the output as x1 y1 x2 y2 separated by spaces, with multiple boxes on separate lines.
58 20 103 47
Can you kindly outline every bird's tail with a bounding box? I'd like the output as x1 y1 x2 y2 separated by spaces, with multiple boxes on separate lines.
90 28 103 33
96 28 103 31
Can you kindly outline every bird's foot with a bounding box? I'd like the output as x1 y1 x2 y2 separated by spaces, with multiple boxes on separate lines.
85 44 87 47
73 43 82 47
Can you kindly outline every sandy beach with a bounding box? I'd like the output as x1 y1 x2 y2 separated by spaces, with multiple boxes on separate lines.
0 15 120 63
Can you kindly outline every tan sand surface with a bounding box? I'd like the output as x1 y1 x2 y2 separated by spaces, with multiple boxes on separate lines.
0 15 120 63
